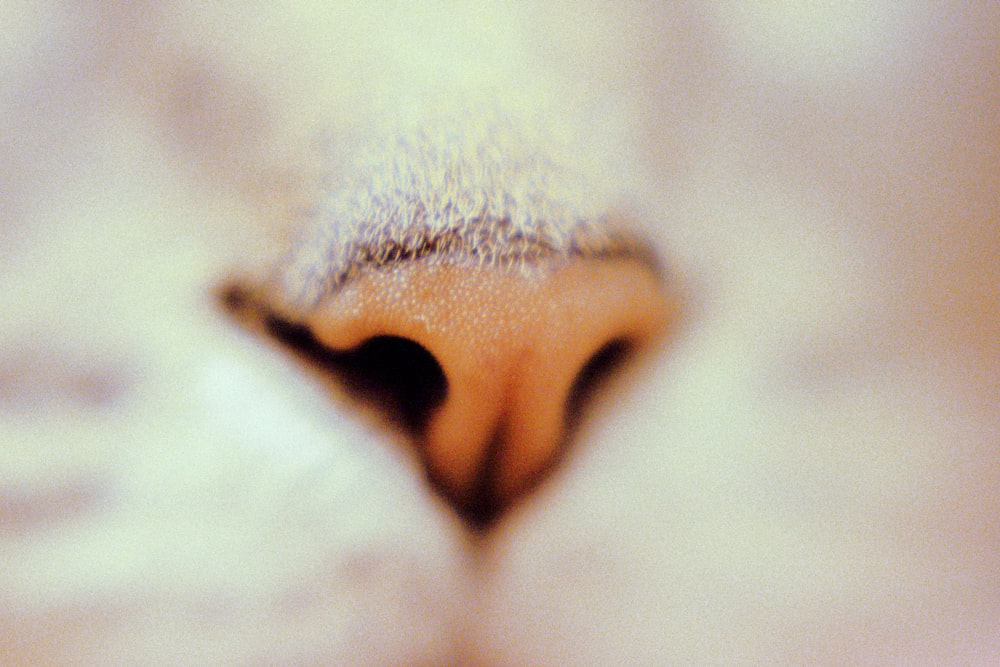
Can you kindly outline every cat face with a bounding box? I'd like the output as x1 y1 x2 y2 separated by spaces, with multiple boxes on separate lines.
1 3 997 665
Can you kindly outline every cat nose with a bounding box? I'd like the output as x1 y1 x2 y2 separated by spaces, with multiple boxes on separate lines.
300 255 671 527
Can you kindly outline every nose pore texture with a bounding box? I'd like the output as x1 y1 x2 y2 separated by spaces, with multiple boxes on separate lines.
304 258 669 526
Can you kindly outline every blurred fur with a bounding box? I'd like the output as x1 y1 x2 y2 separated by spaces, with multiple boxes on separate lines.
269 110 652 315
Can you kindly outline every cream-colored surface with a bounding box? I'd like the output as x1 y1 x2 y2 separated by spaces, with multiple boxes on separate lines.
2 2 997 665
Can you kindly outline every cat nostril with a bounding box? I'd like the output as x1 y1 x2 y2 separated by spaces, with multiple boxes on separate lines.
332 336 447 435
258 313 447 436
565 338 633 434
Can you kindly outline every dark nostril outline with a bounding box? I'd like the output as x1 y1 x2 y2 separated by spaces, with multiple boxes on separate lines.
565 338 633 434
262 316 448 437
332 335 448 435
219 282 449 437
254 306 507 531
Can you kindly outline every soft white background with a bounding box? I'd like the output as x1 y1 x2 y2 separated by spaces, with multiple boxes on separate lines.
2 2 998 664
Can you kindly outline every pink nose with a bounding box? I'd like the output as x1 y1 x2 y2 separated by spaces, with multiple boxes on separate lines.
225 249 672 528
300 256 671 526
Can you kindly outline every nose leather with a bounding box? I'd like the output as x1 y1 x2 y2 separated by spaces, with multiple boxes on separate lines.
303 256 670 525
228 112 675 528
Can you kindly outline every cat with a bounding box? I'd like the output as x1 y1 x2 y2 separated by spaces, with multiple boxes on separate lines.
1 3 997 665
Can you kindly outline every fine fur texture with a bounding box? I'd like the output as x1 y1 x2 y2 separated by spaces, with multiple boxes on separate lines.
267 110 656 315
